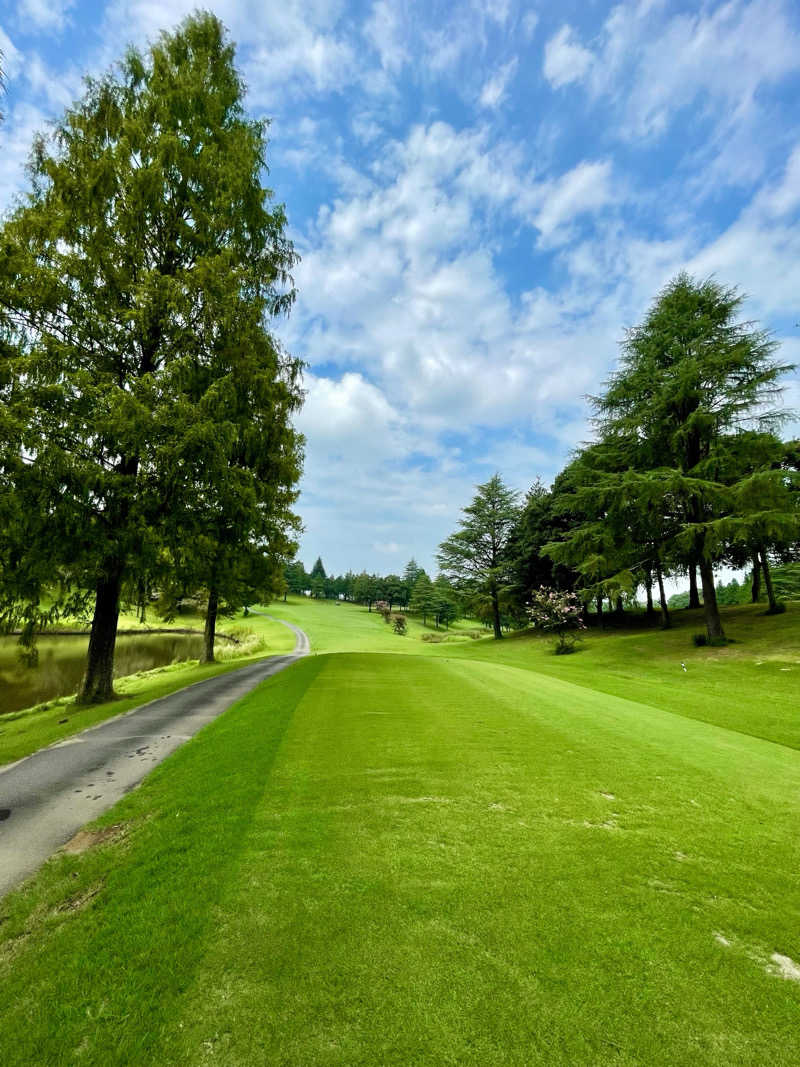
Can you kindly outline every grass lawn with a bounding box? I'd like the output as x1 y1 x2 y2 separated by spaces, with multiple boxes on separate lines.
0 611 295 767
264 595 485 652
1 599 799 1063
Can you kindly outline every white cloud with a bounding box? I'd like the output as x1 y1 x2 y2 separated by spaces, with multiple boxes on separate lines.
0 27 23 80
533 160 615 245
296 372 407 463
287 115 800 573
15 0 74 33
687 146 800 319
0 100 51 212
364 0 408 73
759 146 800 218
543 24 593 89
484 0 511 25
289 123 624 450
100 0 359 100
559 0 800 144
521 11 539 40
479 57 518 109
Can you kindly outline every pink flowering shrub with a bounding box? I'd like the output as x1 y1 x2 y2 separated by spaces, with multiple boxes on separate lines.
527 587 586 654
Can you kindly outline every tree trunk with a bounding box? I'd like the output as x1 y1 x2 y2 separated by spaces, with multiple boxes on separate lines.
202 585 219 664
491 587 502 640
759 549 779 612
137 578 147 624
698 556 725 641
614 596 624 617
596 593 603 628
77 566 123 705
644 571 654 617
688 564 700 609
750 553 761 602
655 563 670 629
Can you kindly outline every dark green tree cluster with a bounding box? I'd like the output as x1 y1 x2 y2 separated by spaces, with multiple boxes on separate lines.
0 14 303 701
438 275 798 642
543 275 797 641
437 474 520 638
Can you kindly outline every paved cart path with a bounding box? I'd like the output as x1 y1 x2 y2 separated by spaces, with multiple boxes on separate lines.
0 618 308 898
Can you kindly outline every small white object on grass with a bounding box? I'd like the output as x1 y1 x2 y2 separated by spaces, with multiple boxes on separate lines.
681 662 687 672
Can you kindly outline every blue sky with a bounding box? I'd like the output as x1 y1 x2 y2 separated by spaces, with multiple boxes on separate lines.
2 0 799 577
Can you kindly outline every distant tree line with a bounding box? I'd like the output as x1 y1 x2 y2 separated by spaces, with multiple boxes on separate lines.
282 557 467 630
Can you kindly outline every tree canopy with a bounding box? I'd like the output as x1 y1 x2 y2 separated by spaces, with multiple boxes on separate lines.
0 13 303 699
541 274 796 641
437 474 519 639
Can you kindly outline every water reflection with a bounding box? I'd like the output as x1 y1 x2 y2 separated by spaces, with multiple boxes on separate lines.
0 633 205 715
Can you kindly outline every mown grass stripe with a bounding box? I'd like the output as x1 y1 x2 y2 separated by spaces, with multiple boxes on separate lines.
0 656 323 1065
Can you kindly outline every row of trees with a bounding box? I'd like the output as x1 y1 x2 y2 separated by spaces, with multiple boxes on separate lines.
282 557 463 627
0 15 303 701
436 275 798 640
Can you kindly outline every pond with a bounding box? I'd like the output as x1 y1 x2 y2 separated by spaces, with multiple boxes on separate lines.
0 632 205 716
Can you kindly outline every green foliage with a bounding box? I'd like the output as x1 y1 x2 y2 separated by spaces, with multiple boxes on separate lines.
437 474 520 639
0 13 302 696
544 273 796 643
527 587 586 654
375 600 391 620
353 571 380 609
772 562 800 600
284 560 309 596
409 573 436 624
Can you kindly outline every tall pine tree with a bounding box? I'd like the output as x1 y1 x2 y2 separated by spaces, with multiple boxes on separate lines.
0 14 302 700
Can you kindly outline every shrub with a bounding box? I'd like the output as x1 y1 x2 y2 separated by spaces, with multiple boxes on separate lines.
375 600 391 621
392 614 407 635
527 588 586 655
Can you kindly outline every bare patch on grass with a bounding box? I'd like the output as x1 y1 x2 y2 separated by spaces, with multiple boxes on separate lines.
769 953 800 981
582 818 620 831
61 824 126 854
714 932 731 947
386 795 452 805
54 881 104 913
600 791 615 800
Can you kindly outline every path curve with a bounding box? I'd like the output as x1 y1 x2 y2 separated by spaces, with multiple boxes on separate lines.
0 619 308 899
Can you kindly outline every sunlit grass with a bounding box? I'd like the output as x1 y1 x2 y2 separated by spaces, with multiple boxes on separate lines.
2 649 800 1063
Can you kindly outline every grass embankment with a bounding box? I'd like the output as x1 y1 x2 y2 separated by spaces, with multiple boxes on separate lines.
2 598 799 1063
0 612 295 766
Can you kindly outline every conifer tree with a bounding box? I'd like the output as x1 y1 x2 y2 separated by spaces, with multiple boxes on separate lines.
437 474 519 639
592 274 792 641
0 14 301 700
